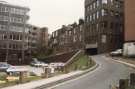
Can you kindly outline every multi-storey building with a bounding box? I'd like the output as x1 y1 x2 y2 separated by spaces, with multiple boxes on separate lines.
123 0 135 56
85 0 124 54
124 0 135 42
0 1 30 64
51 20 85 54
28 26 49 56
39 27 49 48
28 25 40 55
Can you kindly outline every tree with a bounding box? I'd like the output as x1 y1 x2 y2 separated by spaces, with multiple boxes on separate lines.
79 18 84 25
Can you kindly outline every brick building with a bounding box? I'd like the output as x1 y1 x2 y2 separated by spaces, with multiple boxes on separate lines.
28 26 49 56
85 0 124 54
28 25 40 55
50 20 85 54
39 27 49 48
124 0 135 42
123 0 135 56
0 1 30 64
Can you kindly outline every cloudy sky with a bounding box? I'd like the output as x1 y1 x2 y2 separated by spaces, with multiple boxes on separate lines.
4 0 84 33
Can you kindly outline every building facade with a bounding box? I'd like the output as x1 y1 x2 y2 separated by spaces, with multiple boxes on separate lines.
39 27 49 48
0 1 30 64
123 0 135 57
28 26 49 57
85 0 124 54
124 0 135 42
50 20 85 54
28 25 40 55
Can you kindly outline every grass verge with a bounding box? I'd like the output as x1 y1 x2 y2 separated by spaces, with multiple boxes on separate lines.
68 54 95 71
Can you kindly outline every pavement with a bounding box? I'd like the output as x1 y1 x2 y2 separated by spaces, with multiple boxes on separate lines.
108 56 135 69
45 55 135 89
2 71 83 89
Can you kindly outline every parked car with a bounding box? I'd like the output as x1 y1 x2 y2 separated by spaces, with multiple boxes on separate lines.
30 58 48 67
0 63 13 72
110 49 123 56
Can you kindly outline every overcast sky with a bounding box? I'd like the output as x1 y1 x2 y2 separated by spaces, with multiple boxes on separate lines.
4 0 84 33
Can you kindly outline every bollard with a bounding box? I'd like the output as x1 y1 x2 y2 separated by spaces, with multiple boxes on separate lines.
130 73 135 86
119 79 129 89
45 68 49 78
19 72 24 83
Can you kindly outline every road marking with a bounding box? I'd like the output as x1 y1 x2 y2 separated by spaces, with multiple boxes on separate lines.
46 64 101 89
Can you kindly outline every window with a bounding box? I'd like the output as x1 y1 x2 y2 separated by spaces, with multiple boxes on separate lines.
97 0 100 7
74 29 76 34
0 25 6 30
17 35 20 40
79 36 82 41
87 6 90 11
80 25 83 31
96 24 99 31
93 13 96 20
20 35 22 40
9 44 12 49
3 16 8 21
4 35 7 40
96 11 99 19
0 16 9 21
86 16 89 22
73 36 76 42
102 21 108 28
10 26 23 32
69 31 72 36
10 8 25 15
55 31 58 36
101 9 107 16
10 17 23 23
110 0 113 5
90 15 92 21
13 35 17 40
90 5 92 10
0 7 8 12
93 2 96 9
10 34 13 40
101 9 105 16
110 22 114 29
3 44 6 48
102 0 107 4
101 35 106 43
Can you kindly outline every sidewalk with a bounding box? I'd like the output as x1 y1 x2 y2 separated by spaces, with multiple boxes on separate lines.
108 56 135 69
2 71 83 89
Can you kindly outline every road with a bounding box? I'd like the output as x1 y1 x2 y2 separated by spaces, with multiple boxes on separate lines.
47 55 135 89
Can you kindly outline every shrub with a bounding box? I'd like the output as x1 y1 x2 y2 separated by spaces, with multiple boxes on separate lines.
0 73 7 81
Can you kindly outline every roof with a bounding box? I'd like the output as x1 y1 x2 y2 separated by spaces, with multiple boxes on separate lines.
0 0 29 10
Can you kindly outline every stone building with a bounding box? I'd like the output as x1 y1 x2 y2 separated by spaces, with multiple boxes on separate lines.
0 1 30 64
85 0 124 54
50 20 85 54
